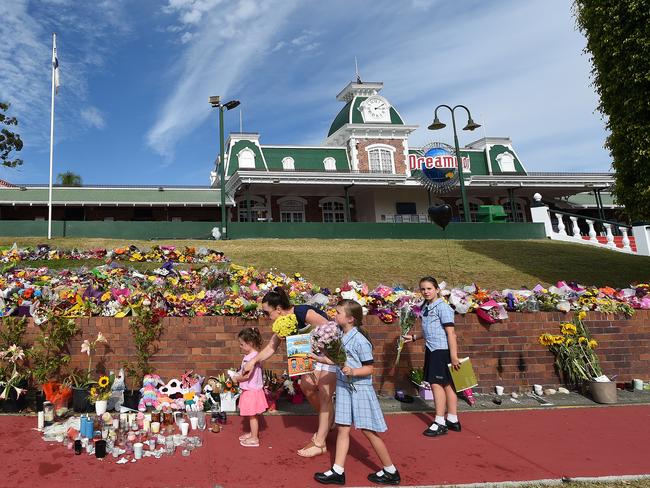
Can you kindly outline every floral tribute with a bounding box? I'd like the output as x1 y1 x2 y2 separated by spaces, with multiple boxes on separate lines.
88 373 115 404
0 245 646 327
271 314 299 337
538 311 603 385
311 322 346 368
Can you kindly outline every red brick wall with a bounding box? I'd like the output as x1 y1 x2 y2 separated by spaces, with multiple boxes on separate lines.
17 311 650 394
356 139 406 174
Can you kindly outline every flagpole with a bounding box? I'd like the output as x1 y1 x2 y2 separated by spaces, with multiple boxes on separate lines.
47 33 56 240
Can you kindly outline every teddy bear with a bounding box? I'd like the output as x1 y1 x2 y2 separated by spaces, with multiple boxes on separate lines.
138 373 163 412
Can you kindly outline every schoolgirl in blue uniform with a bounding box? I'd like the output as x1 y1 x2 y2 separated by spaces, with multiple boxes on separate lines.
404 276 461 437
314 299 401 486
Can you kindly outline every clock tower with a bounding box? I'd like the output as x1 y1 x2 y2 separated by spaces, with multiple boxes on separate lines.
324 80 418 174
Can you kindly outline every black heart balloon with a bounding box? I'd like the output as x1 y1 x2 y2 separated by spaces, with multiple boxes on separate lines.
428 204 452 230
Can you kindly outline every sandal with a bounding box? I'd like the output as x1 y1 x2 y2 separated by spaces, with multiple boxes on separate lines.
297 441 327 458
240 438 259 447
239 433 251 441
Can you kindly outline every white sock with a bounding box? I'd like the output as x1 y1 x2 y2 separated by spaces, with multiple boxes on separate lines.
332 464 344 475
435 415 445 425
447 414 458 423
384 465 397 474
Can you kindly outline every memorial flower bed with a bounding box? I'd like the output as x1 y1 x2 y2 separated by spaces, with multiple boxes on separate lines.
0 245 645 324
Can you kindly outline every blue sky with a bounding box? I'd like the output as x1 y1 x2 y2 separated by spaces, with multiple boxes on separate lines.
0 0 609 186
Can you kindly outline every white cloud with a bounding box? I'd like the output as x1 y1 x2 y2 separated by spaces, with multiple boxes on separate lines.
80 106 106 129
147 0 300 158
0 0 131 150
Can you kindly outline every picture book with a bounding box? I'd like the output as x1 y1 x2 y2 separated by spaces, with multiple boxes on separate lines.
447 357 478 392
286 333 314 377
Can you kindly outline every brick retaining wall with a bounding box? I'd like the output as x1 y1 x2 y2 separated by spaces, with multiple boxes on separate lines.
18 311 650 394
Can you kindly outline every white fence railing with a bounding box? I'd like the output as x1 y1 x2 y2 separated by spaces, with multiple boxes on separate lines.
530 193 650 256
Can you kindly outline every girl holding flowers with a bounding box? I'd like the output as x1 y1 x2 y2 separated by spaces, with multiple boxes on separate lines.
403 276 461 437
243 287 332 457
231 327 268 447
314 299 401 486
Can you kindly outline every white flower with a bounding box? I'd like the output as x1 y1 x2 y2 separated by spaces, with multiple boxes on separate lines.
96 332 107 344
81 340 91 355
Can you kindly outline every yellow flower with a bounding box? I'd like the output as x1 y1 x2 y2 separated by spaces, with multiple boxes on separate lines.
565 338 574 346
90 387 97 397
588 339 598 349
538 334 554 346
98 376 110 388
272 314 298 337
560 323 577 336
578 311 587 321
578 336 588 344
552 335 565 345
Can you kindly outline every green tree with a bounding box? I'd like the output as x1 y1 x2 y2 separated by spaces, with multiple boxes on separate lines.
0 102 23 168
57 171 82 186
573 1 650 220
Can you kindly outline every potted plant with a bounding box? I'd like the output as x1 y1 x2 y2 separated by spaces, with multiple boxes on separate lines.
28 315 78 410
124 308 164 410
88 373 114 415
0 317 29 412
67 332 108 412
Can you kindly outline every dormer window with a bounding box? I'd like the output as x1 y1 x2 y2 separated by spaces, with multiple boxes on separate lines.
496 151 516 172
282 157 295 171
323 157 337 171
237 148 256 169
366 144 395 173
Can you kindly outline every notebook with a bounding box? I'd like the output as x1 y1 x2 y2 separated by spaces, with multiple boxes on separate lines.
448 357 478 392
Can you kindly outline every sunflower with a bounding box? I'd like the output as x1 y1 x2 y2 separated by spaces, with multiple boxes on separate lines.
98 376 110 388
560 323 577 336
588 339 598 349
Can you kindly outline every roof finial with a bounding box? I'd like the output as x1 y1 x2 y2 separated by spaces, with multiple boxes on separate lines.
354 56 362 84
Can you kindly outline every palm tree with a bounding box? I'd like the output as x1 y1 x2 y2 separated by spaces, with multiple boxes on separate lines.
56 171 82 186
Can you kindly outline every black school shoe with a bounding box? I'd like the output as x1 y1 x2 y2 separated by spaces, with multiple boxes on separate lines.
368 470 401 485
314 470 345 485
422 423 448 437
446 420 462 432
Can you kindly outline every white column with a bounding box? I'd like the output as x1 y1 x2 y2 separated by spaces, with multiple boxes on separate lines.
555 213 567 236
569 216 581 238
632 224 650 256
585 219 598 242
529 193 553 238
603 223 616 248
620 226 632 252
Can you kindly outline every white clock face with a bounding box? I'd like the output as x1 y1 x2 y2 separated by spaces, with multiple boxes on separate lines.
364 98 389 120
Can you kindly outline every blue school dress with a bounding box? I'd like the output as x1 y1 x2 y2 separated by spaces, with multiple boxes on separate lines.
335 327 387 432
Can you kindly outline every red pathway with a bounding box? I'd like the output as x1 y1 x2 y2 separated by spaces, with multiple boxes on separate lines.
2 405 650 487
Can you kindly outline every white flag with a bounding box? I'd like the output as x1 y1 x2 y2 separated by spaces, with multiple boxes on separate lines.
52 34 60 94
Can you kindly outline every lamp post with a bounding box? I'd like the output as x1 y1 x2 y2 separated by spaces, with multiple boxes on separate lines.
428 104 481 223
209 96 240 239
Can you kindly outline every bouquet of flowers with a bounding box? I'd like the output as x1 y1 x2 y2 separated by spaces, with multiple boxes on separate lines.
311 321 346 368
88 373 115 404
395 302 418 366
538 311 603 386
272 314 299 337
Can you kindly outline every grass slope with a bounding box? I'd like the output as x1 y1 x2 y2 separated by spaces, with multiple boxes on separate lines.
1 237 649 290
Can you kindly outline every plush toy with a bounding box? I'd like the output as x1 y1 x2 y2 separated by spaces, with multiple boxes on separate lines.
203 376 221 409
138 374 163 412
159 378 184 399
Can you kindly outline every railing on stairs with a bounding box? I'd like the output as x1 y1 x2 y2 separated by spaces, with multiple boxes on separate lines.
530 193 650 256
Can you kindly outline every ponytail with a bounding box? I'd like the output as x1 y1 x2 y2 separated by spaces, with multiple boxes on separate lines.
338 299 372 346
262 286 291 310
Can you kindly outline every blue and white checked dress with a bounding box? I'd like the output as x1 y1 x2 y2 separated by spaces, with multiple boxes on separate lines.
335 328 388 432
421 298 455 351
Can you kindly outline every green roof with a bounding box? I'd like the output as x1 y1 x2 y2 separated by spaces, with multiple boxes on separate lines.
489 145 527 175
0 187 228 205
227 139 267 176
327 96 405 137
262 147 350 171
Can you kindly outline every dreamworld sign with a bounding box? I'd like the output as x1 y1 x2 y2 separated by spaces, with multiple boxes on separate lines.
408 142 471 173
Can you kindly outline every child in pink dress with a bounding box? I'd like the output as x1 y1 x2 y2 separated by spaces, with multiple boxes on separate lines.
232 327 268 447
